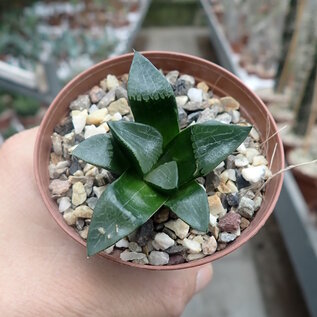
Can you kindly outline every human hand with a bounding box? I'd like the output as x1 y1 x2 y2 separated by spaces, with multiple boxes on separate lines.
0 128 212 317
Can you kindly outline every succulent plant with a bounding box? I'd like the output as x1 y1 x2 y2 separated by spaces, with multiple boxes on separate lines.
13 96 40 117
73 52 251 256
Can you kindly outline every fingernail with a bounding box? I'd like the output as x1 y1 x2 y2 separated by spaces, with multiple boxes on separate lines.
195 264 213 293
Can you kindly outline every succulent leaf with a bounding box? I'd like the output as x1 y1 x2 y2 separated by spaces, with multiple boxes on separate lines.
165 181 209 232
108 121 163 175
72 134 128 174
144 161 178 192
127 51 179 147
87 171 167 256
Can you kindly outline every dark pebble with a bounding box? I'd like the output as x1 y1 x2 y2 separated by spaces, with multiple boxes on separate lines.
75 134 85 143
69 157 80 175
165 245 186 255
226 193 239 207
226 155 235 169
205 172 220 192
76 218 85 231
221 194 229 210
54 117 73 136
173 79 191 96
178 106 188 129
163 227 177 240
154 223 164 231
236 171 251 189
169 211 179 220
136 219 155 247
168 254 186 265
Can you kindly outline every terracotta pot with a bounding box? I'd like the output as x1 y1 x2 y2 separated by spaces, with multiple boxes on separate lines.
34 51 284 270
0 109 13 131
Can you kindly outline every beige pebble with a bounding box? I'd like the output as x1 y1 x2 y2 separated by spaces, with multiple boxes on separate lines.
72 182 87 206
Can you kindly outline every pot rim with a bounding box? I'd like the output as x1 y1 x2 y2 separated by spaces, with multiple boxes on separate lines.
34 51 284 270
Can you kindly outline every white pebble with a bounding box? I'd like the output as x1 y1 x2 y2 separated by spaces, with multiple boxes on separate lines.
187 88 203 103
164 219 190 239
116 238 130 248
58 197 71 213
253 155 268 166
182 238 202 254
176 95 188 107
250 127 260 141
242 166 266 183
72 110 88 134
154 232 175 250
84 125 107 139
234 154 249 167
106 74 119 90
209 214 218 227
111 112 122 121
148 251 169 266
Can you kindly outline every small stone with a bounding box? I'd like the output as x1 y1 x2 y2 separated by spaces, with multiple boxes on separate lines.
193 235 204 245
205 172 220 192
243 190 255 200
187 88 203 102
165 245 185 255
128 242 142 252
236 171 251 189
93 185 107 198
49 179 70 196
197 81 209 93
197 108 217 123
226 155 235 169
89 104 99 114
238 197 255 219
250 127 260 141
187 111 200 124
50 153 62 165
218 212 241 232
217 180 238 193
86 197 98 209
73 205 93 218
179 74 195 86
218 232 237 243
111 112 122 121
69 95 90 110
208 194 226 217
105 246 114 254
164 219 190 239
209 225 220 239
216 113 232 124
58 197 71 212
220 170 229 183
154 232 175 250
49 161 69 179
234 154 249 167
71 110 87 134
182 238 202 254
186 253 206 261
114 86 127 100
220 96 240 111
227 169 236 181
209 214 218 227
84 125 107 139
168 254 185 265
54 117 73 136
166 70 179 84
245 148 260 163
79 226 89 239
86 108 108 125
176 95 189 107
116 238 129 248
51 133 63 155
136 219 155 247
162 227 177 240
98 89 116 108
237 143 247 155
120 250 147 262
231 110 240 123
148 251 169 266
107 98 130 115
226 193 239 207
202 236 217 255
177 106 188 128
182 101 208 111
217 243 227 251
240 217 250 230
63 211 76 225
254 196 263 211
69 157 80 175
72 182 87 206
106 74 119 90
89 85 106 103
132 257 149 265
242 166 266 183
76 218 85 231
174 79 191 96
253 155 268 166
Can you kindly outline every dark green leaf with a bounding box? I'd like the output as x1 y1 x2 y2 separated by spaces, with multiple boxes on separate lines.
159 121 251 185
165 181 209 232
108 121 163 175
127 51 179 147
144 161 178 192
191 121 252 175
72 134 128 174
87 171 167 256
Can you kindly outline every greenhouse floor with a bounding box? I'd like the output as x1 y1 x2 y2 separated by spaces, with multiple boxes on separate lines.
134 27 309 317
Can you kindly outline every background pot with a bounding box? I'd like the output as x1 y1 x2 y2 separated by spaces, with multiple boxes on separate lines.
34 51 284 270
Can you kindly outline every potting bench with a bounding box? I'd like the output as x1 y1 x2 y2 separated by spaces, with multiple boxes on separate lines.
200 1 317 316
